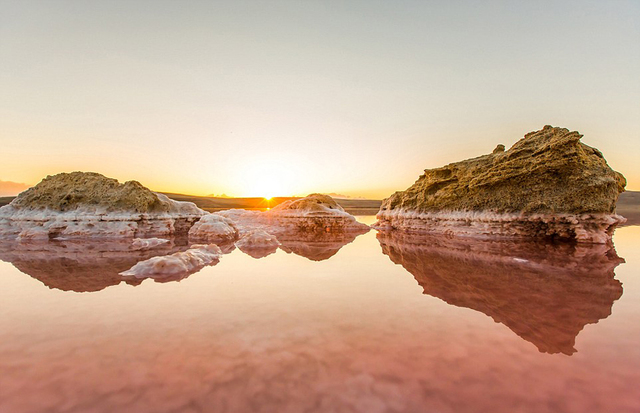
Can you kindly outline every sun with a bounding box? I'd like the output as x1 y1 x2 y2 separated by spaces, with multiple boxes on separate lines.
239 158 297 198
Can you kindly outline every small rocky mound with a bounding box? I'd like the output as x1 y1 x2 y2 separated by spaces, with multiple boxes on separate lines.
270 194 344 214
188 213 238 243
11 172 182 213
375 126 626 243
217 194 369 235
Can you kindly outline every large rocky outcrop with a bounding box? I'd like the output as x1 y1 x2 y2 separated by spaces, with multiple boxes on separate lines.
375 126 627 243
0 172 206 240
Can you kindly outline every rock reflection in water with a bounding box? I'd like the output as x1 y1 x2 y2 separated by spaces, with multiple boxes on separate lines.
377 232 624 355
277 228 368 261
0 239 188 292
0 226 368 292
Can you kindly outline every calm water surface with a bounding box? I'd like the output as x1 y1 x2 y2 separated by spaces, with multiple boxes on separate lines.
1 216 639 413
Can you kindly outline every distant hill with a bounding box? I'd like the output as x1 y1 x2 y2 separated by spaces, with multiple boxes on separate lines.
616 191 640 226
0 196 14 207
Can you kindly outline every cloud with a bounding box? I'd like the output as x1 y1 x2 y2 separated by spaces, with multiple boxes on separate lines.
0 180 31 196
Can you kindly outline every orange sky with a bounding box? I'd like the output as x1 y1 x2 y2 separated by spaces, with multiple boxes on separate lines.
1 1 638 198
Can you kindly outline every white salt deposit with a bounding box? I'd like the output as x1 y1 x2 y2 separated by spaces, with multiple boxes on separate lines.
119 244 222 279
188 213 237 243
0 201 205 241
217 207 368 237
131 238 170 250
373 209 626 244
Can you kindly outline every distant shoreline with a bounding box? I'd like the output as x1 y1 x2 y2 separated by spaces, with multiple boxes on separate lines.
615 191 640 227
2 192 639 224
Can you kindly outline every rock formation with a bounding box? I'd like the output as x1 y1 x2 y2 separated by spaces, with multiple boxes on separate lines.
174 194 369 260
218 193 370 236
377 231 624 355
375 126 627 243
188 213 238 243
195 194 371 260
0 172 206 240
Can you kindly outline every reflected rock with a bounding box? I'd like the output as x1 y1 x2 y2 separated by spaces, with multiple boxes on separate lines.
235 230 280 259
377 232 624 355
278 229 368 261
0 239 187 292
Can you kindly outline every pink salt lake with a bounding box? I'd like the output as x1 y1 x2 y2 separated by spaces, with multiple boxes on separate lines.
1 216 639 413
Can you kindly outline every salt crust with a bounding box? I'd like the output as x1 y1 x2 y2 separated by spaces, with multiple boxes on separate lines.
0 197 205 240
0 192 368 242
131 238 169 250
374 209 626 244
187 213 237 243
217 207 368 237
119 244 221 278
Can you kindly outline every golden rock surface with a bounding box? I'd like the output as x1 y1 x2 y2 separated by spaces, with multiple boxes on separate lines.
380 126 626 215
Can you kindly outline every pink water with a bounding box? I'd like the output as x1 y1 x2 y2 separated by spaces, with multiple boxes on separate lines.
1 216 639 413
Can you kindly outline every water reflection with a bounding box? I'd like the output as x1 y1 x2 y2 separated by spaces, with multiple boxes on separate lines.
277 228 368 261
0 228 368 291
236 240 279 259
377 231 624 355
0 239 187 292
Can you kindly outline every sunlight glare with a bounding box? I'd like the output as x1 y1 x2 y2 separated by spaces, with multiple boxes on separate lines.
240 157 296 198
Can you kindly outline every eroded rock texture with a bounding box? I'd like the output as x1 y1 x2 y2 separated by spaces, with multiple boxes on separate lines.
375 126 627 243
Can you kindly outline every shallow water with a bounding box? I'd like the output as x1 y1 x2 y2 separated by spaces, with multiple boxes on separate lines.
1 216 639 413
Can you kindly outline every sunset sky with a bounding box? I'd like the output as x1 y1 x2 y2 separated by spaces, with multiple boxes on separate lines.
1 0 639 198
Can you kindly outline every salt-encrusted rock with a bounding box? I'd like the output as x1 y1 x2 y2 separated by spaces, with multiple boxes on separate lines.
0 172 206 240
375 126 627 243
119 244 222 281
188 213 238 243
219 194 370 236
377 231 624 355
235 230 280 259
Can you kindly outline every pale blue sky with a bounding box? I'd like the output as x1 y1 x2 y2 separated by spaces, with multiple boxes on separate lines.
1 0 639 197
